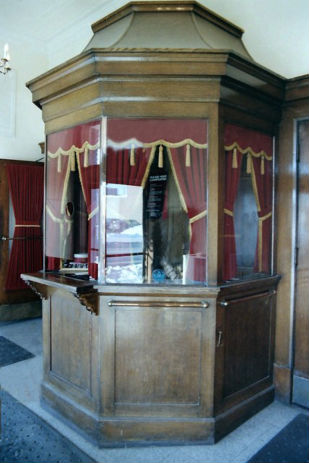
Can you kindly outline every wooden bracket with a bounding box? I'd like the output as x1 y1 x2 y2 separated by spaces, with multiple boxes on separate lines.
75 291 99 315
23 279 49 301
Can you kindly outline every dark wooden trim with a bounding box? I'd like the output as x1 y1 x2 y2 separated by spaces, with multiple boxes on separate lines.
284 74 309 103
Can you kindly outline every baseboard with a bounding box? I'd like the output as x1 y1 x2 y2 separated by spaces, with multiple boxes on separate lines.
215 386 275 442
292 375 309 408
274 363 292 403
41 381 215 447
0 301 42 321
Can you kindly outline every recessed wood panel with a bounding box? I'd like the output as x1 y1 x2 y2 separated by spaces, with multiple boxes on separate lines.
115 307 202 405
294 119 309 378
223 294 272 398
50 291 92 392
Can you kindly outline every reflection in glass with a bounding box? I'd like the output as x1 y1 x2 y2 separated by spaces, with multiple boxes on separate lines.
234 158 258 277
106 184 144 283
106 118 208 285
223 123 273 282
45 120 101 279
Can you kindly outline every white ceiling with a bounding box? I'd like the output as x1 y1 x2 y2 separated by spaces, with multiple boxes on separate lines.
0 0 111 43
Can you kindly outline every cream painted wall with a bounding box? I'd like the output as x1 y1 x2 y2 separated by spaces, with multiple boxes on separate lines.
0 36 47 160
0 0 308 161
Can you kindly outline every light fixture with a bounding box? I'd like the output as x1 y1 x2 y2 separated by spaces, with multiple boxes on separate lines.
0 43 11 75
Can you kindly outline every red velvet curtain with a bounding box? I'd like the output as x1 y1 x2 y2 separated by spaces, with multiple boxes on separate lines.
46 154 71 270
251 156 273 272
107 146 151 186
77 156 100 279
107 119 208 283
169 146 207 282
5 164 43 290
223 148 243 281
223 124 273 280
46 120 101 273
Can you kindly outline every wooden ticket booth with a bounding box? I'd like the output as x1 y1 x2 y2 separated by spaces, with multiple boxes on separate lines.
23 2 283 445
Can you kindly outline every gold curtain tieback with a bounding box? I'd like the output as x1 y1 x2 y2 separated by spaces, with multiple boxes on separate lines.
130 146 135 166
15 224 40 228
232 147 238 168
224 209 234 217
259 211 272 222
158 145 163 168
185 144 191 167
88 207 99 221
189 210 207 224
258 211 272 271
261 156 265 175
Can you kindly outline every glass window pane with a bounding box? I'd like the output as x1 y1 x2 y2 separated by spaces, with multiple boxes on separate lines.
223 123 273 282
106 118 208 285
45 120 101 280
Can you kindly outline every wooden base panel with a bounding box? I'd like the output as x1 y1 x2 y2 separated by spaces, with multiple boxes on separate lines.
41 381 274 447
214 386 275 442
41 382 215 446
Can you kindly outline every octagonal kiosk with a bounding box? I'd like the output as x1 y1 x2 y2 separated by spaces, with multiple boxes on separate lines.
23 2 283 445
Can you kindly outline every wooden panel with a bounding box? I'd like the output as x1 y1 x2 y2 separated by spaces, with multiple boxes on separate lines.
114 307 202 405
221 292 274 399
50 290 92 392
294 118 309 378
275 77 309 402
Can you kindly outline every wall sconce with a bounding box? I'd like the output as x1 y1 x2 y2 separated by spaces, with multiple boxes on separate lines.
0 43 11 75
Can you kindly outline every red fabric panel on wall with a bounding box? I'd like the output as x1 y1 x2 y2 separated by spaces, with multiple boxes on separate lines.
5 163 44 290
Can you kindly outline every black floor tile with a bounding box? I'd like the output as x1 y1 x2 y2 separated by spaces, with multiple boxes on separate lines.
248 413 309 463
0 336 34 367
0 389 95 463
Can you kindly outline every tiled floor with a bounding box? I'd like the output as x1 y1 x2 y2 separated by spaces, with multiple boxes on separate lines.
0 317 304 463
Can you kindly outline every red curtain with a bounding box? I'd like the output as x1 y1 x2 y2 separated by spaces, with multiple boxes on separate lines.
77 155 100 279
107 147 151 186
5 164 44 290
223 124 273 279
169 146 207 282
251 156 273 272
107 119 208 283
46 120 101 274
223 148 243 281
46 153 71 270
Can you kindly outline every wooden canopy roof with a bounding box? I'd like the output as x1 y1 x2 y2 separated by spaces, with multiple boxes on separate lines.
85 1 252 61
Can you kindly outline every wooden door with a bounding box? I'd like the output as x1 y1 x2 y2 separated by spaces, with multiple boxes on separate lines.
293 118 309 408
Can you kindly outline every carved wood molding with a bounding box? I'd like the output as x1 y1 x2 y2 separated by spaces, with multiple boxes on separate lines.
75 291 99 315
23 280 49 301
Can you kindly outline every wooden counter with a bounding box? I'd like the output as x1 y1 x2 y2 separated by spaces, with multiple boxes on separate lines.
22 272 279 445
